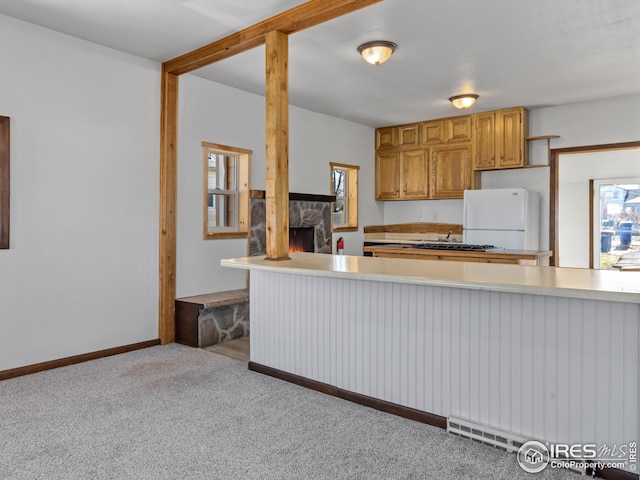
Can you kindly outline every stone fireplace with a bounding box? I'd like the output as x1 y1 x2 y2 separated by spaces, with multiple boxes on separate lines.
289 227 314 253
249 190 336 256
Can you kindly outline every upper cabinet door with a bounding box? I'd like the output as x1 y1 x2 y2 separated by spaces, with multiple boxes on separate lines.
402 149 429 199
431 144 473 199
420 120 446 145
375 152 400 200
473 112 496 169
473 107 528 170
446 116 472 143
376 127 397 150
496 108 527 168
398 124 420 147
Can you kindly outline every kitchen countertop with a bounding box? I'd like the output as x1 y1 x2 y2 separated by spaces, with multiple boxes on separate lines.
221 252 640 304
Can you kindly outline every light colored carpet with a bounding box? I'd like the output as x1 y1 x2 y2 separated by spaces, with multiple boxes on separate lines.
0 344 578 480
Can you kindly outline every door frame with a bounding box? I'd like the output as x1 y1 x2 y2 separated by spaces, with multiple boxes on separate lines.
549 141 640 266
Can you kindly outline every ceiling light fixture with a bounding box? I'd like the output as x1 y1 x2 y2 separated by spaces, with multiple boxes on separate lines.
358 41 397 66
449 94 479 110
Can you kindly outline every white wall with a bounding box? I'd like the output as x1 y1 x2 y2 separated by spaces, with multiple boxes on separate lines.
558 149 640 268
177 75 263 298
290 104 383 256
383 199 463 226
384 94 640 251
0 15 160 371
177 74 381 297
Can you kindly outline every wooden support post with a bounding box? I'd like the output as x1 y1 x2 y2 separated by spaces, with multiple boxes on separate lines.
265 30 290 260
159 68 178 343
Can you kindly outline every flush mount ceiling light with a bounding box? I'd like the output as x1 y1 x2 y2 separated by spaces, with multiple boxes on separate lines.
449 94 479 110
358 41 397 66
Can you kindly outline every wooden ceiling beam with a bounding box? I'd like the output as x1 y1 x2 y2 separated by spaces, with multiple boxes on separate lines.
163 0 382 75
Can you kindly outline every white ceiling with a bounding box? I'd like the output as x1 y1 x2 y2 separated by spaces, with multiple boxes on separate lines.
1 0 639 127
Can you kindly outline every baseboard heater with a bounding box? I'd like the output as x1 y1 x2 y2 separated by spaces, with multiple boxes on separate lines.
447 416 588 476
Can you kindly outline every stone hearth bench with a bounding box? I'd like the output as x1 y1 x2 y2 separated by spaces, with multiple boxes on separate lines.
175 289 249 348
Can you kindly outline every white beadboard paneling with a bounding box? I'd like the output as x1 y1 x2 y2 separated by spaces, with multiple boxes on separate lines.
554 298 570 443
250 269 639 472
581 299 598 443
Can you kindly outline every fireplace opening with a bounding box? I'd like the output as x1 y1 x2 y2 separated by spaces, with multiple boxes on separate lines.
289 227 314 253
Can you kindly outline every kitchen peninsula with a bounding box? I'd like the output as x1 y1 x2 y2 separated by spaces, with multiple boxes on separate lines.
221 253 639 476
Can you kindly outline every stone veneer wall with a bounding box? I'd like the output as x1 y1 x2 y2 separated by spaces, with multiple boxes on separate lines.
198 302 249 348
250 191 335 256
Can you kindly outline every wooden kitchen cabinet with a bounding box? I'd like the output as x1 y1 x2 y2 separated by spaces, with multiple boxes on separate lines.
472 111 496 169
398 124 420 147
472 107 528 170
420 120 446 145
375 152 400 199
445 116 472 143
498 108 527 167
402 149 429 198
375 111 494 201
376 123 420 150
431 144 473 199
420 116 471 145
375 149 429 200
375 126 396 150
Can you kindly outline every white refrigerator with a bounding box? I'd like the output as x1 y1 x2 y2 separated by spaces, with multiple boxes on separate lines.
463 188 540 250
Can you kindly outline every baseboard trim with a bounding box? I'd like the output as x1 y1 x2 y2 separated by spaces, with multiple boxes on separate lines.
0 339 161 381
248 361 447 429
248 361 638 480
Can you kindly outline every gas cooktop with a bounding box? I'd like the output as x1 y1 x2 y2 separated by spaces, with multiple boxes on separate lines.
411 243 499 252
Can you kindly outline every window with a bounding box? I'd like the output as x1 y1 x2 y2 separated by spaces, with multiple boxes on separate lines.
203 142 251 239
592 178 640 270
330 162 359 231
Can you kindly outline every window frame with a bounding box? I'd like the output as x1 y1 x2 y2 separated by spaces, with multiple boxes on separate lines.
330 162 359 232
202 141 251 240
207 151 239 232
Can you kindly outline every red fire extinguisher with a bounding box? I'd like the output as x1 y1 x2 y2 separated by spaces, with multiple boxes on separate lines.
337 237 344 255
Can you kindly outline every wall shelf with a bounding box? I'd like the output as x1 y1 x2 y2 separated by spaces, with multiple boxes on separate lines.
521 164 550 169
525 135 561 141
